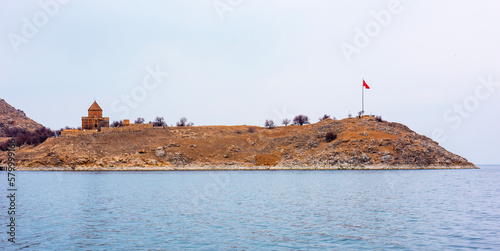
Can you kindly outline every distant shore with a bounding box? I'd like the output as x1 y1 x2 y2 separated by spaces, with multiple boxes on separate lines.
15 165 479 171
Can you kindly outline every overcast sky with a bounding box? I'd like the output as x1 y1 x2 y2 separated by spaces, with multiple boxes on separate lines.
1 0 499 164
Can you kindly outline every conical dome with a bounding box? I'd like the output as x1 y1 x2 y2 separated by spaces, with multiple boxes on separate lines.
88 101 102 111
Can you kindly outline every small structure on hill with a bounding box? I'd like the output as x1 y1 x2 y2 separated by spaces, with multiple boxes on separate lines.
82 101 109 130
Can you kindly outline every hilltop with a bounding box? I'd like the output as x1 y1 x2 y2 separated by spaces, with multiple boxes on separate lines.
0 98 43 133
2 116 476 170
0 98 45 147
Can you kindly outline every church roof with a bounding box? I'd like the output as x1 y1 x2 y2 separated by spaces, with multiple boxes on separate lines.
88 101 102 111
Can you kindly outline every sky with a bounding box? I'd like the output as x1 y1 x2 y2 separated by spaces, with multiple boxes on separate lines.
1 0 499 164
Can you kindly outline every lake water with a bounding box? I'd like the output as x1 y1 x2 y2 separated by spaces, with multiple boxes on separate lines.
1 166 499 250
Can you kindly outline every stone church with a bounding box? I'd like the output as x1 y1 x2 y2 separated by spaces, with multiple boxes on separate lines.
82 101 109 130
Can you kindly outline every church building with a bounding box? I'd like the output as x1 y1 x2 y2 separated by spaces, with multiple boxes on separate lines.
82 101 109 130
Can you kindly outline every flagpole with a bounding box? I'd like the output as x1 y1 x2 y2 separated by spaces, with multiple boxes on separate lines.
362 79 364 115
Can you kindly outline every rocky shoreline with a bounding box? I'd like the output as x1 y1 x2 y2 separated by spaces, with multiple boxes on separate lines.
14 165 479 171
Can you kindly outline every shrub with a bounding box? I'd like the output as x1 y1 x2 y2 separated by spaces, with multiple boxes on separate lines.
325 132 337 142
282 118 291 126
265 120 276 129
376 116 383 122
0 127 54 151
135 117 145 124
247 127 256 133
293 115 310 126
319 114 330 121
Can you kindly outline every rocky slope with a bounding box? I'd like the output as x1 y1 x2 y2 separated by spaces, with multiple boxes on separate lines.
0 98 43 134
1 116 476 170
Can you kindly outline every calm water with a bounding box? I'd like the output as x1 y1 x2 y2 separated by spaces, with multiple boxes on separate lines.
1 166 499 250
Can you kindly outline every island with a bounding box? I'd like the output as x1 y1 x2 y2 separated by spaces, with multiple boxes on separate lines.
0 99 477 170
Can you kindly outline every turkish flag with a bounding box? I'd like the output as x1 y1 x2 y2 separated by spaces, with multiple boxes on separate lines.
363 80 370 89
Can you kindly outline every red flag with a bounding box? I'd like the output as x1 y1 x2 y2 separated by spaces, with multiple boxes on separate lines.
363 80 370 89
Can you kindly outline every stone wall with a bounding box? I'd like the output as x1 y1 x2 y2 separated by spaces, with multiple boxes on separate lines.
61 129 98 136
61 123 154 136
101 123 153 133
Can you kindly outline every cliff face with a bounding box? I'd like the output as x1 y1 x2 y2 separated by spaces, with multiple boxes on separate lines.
2 116 476 169
0 98 43 134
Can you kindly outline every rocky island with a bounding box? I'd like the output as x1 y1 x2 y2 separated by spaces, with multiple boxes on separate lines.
1 115 477 171
0 98 477 170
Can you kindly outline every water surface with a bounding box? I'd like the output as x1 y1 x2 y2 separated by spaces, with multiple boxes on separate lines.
1 166 499 250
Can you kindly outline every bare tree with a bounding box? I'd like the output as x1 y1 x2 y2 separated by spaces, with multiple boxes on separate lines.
135 117 145 124
282 118 291 126
265 120 276 129
319 114 331 121
153 117 166 127
177 117 187 126
348 112 352 118
111 120 123 127
293 115 310 126
176 117 193 127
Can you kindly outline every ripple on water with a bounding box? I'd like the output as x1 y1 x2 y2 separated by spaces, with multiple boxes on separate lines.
0 167 499 249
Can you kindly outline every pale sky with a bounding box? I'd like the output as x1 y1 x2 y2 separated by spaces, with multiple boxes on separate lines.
1 0 499 164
